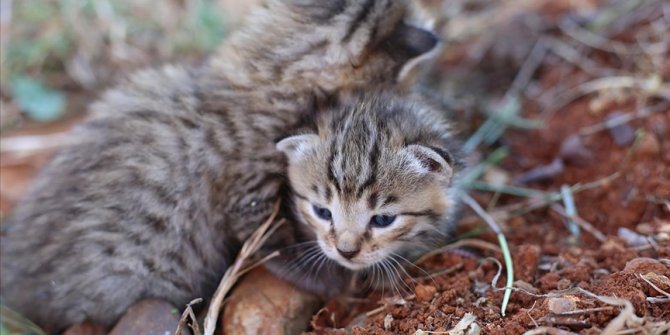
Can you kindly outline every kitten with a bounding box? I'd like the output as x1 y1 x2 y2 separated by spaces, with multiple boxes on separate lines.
267 90 465 297
0 0 438 332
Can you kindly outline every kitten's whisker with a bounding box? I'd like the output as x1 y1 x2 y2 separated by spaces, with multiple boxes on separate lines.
372 264 380 291
365 264 378 291
286 246 322 276
378 263 390 296
298 252 321 284
303 250 325 279
382 259 402 298
379 261 392 297
391 253 439 289
379 264 386 297
276 240 319 252
386 258 413 295
317 254 332 272
277 254 302 276
388 256 417 287
310 253 330 284
284 245 320 274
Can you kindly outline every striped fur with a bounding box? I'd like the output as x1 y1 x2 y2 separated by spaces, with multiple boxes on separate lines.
0 1 438 332
271 91 465 297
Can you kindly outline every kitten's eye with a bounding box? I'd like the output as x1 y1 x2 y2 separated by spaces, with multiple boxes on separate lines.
312 205 332 220
370 215 396 228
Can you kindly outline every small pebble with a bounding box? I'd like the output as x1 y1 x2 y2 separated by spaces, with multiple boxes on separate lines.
514 158 564 184
618 227 649 247
483 166 510 185
108 299 181 335
556 278 572 290
636 133 660 158
606 112 636 147
63 321 105 335
559 134 592 164
623 257 669 275
415 284 437 302
513 280 539 294
547 297 577 314
383 313 394 331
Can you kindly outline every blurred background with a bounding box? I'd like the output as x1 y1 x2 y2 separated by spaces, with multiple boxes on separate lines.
0 0 668 333
0 0 251 127
1 0 258 214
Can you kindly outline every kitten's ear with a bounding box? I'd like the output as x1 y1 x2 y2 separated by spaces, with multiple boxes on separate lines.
276 134 319 162
381 23 438 61
403 144 453 180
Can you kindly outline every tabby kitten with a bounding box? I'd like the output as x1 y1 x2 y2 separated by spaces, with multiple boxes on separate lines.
267 90 465 296
0 0 439 332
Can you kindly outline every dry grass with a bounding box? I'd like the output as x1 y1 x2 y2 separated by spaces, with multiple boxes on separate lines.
201 202 283 335
0 0 254 130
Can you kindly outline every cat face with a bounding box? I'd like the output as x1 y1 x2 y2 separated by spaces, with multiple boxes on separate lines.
215 0 439 90
277 93 463 270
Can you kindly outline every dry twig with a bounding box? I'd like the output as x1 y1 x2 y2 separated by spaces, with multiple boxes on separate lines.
202 202 283 335
550 204 607 242
174 298 203 335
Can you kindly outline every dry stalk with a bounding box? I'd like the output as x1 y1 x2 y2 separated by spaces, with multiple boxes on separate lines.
174 298 203 335
414 263 464 280
415 238 502 265
201 202 284 335
364 304 388 318
526 300 539 328
0 133 71 157
523 326 579 335
543 75 669 116
578 101 669 136
550 203 607 242
637 273 670 303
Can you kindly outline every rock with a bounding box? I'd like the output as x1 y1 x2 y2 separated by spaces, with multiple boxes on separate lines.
623 257 670 275
108 299 181 335
618 228 650 247
513 244 541 282
559 134 592 164
547 297 577 314
414 284 437 302
513 280 539 295
383 313 394 331
635 133 660 158
63 321 106 335
556 278 572 290
606 112 636 147
513 158 564 184
483 166 510 186
221 266 322 335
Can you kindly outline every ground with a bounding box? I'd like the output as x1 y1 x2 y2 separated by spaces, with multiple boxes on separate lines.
1 0 668 334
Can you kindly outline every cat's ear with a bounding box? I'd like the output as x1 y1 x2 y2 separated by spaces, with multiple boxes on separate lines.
276 134 319 162
381 23 438 62
403 144 453 180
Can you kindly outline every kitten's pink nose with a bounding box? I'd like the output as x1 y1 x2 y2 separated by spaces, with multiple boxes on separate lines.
337 248 360 259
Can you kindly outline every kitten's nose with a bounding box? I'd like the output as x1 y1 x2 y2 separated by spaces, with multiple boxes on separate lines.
337 248 360 259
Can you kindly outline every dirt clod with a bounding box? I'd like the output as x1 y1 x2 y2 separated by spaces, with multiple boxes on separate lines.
415 284 437 302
